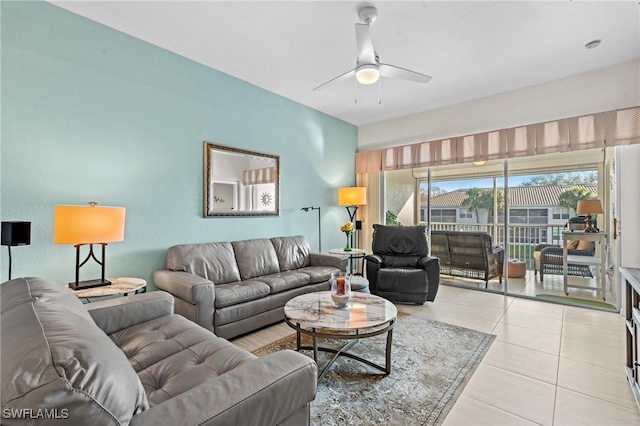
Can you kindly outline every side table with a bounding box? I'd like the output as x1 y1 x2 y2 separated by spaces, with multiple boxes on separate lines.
328 248 367 275
69 277 147 302
562 231 607 299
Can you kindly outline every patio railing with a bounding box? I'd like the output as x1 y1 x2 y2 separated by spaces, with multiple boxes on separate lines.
425 222 567 269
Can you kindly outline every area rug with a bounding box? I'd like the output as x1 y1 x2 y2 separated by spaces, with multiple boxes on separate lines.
253 313 495 426
536 293 616 310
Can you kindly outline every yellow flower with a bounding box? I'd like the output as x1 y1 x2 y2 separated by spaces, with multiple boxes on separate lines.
340 221 354 234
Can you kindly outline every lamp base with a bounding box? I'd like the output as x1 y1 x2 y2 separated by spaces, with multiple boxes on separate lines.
69 279 112 290
584 214 598 233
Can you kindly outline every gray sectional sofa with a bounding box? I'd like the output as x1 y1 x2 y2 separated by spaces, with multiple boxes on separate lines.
154 235 347 339
1 277 317 425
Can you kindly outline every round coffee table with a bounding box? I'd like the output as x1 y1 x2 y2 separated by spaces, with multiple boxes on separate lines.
284 291 397 380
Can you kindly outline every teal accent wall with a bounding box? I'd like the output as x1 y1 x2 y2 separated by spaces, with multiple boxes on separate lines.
1 2 357 286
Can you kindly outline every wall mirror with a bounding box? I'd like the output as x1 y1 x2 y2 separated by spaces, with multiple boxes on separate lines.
204 142 279 217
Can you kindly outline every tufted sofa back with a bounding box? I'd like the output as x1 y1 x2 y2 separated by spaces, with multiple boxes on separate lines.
1 277 149 425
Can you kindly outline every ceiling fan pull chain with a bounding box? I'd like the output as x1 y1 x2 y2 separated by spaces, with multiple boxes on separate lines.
378 77 382 104
354 77 358 104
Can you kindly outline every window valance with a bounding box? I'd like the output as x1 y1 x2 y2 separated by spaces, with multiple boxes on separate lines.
356 106 639 173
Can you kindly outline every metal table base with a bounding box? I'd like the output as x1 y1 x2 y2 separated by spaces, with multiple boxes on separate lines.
286 317 396 381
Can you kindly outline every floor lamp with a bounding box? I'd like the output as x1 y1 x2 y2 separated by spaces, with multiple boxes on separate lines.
301 206 321 252
338 187 367 249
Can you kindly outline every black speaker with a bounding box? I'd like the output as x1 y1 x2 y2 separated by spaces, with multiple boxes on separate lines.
1 222 31 246
355 220 362 230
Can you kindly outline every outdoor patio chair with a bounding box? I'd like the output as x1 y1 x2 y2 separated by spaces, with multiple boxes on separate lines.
533 240 595 281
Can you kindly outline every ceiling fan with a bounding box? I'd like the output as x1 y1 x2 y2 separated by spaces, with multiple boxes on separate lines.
313 6 432 91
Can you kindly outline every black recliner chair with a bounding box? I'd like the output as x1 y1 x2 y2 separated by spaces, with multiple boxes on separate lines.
365 224 440 304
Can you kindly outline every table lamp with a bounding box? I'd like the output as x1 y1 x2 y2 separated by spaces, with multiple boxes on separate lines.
576 199 603 233
1 221 31 280
53 202 126 289
338 187 367 248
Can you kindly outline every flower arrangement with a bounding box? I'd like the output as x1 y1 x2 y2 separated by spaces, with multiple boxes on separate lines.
340 221 354 235
340 221 354 251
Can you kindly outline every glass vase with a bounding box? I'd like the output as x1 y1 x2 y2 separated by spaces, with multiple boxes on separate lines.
330 272 352 308
344 233 352 252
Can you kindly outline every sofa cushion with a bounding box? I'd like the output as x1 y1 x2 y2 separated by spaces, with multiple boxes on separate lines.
166 242 241 284
110 314 256 406
1 277 149 425
214 280 271 308
256 271 310 294
270 236 311 271
232 238 280 280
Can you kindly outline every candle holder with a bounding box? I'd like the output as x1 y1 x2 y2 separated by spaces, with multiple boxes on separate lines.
330 272 352 308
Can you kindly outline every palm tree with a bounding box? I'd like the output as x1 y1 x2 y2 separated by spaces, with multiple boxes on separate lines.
462 188 487 223
558 186 596 214
462 188 504 223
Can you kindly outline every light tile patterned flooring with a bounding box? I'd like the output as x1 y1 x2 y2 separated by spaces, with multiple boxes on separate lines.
450 269 618 308
232 284 639 425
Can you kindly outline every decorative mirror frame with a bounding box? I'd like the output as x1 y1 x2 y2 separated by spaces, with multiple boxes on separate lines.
204 142 280 217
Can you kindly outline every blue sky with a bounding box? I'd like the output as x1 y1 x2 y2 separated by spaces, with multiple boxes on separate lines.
423 171 595 193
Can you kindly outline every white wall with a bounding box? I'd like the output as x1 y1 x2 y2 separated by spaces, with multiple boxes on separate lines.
618 144 640 269
359 60 640 150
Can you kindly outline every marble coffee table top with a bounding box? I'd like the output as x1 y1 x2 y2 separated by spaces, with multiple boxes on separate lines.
284 291 397 332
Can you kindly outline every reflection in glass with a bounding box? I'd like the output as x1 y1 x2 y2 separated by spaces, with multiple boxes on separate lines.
204 142 279 217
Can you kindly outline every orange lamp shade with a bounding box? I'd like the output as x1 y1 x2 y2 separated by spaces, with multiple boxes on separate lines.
338 187 367 206
576 199 603 215
53 204 126 244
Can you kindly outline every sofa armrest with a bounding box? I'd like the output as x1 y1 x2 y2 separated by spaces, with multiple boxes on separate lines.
153 270 215 332
130 350 317 426
309 252 348 271
87 291 174 335
491 245 504 255
154 270 214 305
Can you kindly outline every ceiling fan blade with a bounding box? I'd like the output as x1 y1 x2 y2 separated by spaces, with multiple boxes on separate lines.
312 68 356 91
379 63 432 84
355 23 375 64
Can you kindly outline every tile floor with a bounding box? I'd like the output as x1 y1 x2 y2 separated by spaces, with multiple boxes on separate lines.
231 284 639 425
442 268 618 310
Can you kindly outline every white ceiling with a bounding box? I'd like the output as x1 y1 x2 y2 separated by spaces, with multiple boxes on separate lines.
50 1 640 127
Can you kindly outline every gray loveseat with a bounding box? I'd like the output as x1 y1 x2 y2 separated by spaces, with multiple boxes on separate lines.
154 236 346 339
1 277 317 426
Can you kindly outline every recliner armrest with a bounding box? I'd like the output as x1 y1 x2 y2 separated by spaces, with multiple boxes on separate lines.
130 350 317 426
364 254 383 265
417 255 439 268
87 291 174 335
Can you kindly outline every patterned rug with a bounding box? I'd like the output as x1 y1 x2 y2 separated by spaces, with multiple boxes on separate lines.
253 313 495 426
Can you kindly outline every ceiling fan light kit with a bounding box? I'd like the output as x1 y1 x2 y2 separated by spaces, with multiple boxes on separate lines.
312 6 432 94
356 64 380 84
